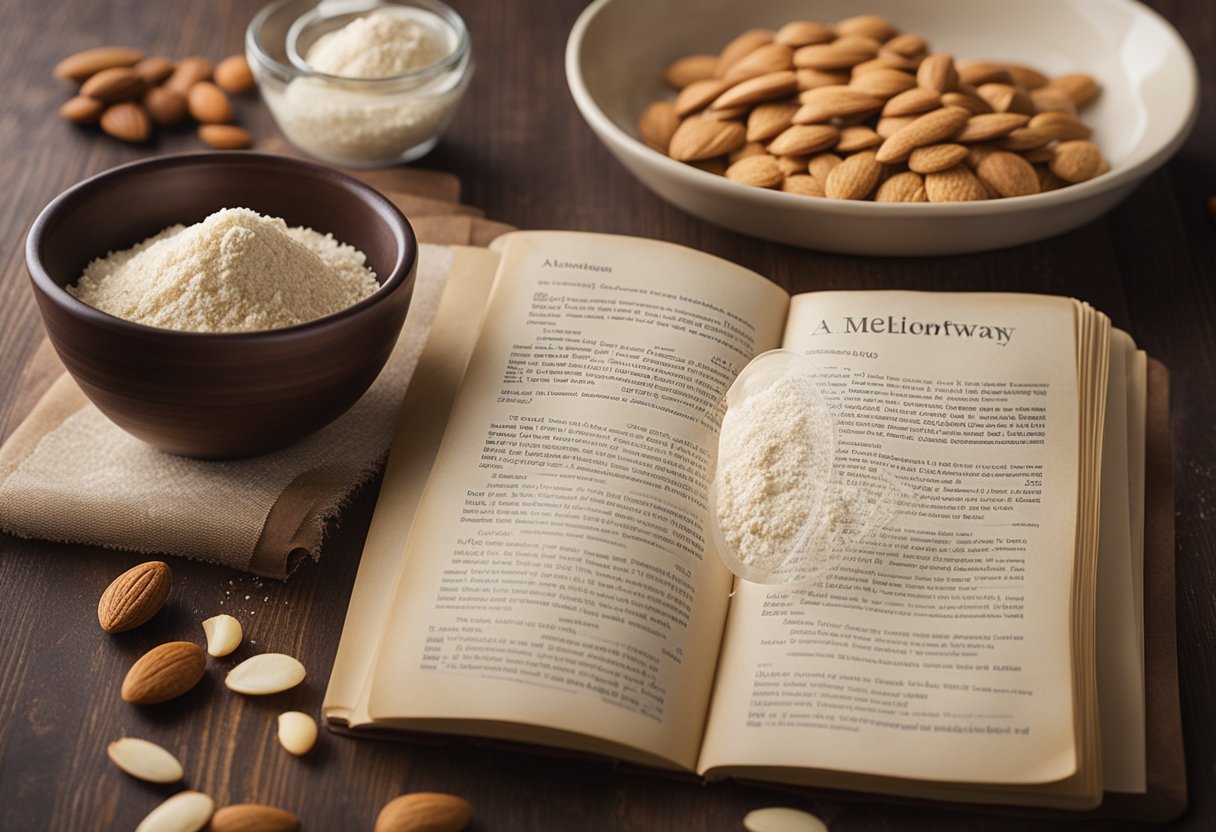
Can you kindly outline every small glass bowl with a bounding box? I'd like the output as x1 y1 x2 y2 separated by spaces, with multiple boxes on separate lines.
246 0 472 167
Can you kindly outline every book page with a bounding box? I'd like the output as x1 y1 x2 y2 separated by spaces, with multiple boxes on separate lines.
700 292 1083 787
365 232 789 770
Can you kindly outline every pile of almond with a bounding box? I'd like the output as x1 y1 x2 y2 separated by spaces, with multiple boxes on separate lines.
639 14 1106 202
54 46 256 149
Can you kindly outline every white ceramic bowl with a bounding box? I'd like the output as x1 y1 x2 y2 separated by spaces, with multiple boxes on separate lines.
565 0 1199 255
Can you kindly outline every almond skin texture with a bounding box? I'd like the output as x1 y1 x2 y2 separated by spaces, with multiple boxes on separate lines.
875 171 928 202
638 102 679 152
774 21 834 48
375 793 472 832
100 102 151 143
166 56 214 92
717 29 773 76
835 126 882 153
875 105 970 163
54 47 142 83
214 55 255 94
721 43 794 84
794 85 883 123
925 165 989 202
836 14 898 42
794 39 880 71
80 67 144 103
1028 111 1092 140
916 53 957 93
668 118 746 162
882 87 941 117
767 124 839 157
187 81 233 123
808 152 842 183
143 86 188 126
824 150 882 200
782 175 825 196
956 59 1013 87
98 561 171 633
673 79 730 116
134 56 175 86
60 96 104 125
122 641 206 704
1049 140 1105 183
725 155 783 188
848 68 917 99
210 804 299 832
977 151 1040 197
712 71 798 110
746 102 798 142
952 112 1030 143
908 143 968 174
663 54 718 88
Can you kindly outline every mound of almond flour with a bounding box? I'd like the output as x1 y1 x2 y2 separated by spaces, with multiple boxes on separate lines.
69 207 379 333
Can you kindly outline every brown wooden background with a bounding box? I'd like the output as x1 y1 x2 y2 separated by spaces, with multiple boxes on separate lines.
0 1 1212 829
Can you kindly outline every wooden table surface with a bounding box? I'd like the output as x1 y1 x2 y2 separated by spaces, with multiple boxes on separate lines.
1 1 1212 829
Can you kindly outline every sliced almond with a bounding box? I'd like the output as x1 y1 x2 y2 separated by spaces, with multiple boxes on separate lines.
135 791 214 832
767 124 840 157
953 112 1030 143
835 125 882 153
781 175 825 197
848 68 916 99
882 87 940 116
976 151 1041 196
225 653 307 695
663 54 718 88
743 807 829 832
824 149 882 200
925 165 989 201
1028 111 1092 140
277 711 318 756
107 737 184 784
674 79 730 116
916 53 957 93
725 155 783 188
874 105 970 163
711 71 797 110
717 29 773 76
1049 140 1105 183
722 43 794 84
793 85 883 123
774 21 834 48
746 102 798 142
908 143 968 173
875 171 928 202
638 102 680 152
835 14 897 42
202 614 243 657
956 59 1013 87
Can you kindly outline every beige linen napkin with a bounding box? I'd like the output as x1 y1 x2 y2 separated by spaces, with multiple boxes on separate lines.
0 167 512 578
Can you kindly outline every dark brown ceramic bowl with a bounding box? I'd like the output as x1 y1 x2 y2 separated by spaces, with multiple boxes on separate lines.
25 152 416 459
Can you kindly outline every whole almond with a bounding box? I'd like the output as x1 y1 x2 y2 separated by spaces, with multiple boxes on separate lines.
54 47 142 83
996 127 1051 151
134 56 175 86
188 82 233 123
916 53 957 93
214 55 256 95
781 175 825 197
941 89 993 115
835 14 897 42
767 124 839 157
725 155 783 188
122 641 206 704
794 85 883 123
1030 88 1076 115
875 171 928 202
729 142 767 163
1049 140 1105 183
793 37 880 71
202 614 243 657
882 87 940 117
167 56 214 92
60 95 104 125
663 54 719 89
977 151 1040 196
638 101 680 151
964 143 1001 170
835 125 882 153
225 653 307 695
135 791 214 832
1038 166 1070 192
98 561 171 633
776 154 809 175
704 104 750 121
976 83 1034 115
1044 73 1100 106
824 150 882 200
746 102 798 142
883 33 928 59
722 43 794 84
853 53 919 74
107 737 183 784
795 68 848 90
875 105 970 163
668 118 746 161
80 67 144 103
1021 145 1057 164
712 71 797 110
774 21 834 48
717 29 773 76
375 793 472 832
277 711 319 756
1003 63 1050 90
925 165 989 202
210 804 299 832
100 102 151 142
808 152 842 183
848 68 916 99
199 124 253 150
143 86 188 126
875 115 915 138
1028 110 1092 140
908 143 968 173
674 79 730 116
956 60 1013 87
953 112 1030 143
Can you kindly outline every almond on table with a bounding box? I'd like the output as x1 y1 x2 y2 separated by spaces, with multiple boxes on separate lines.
639 13 1105 202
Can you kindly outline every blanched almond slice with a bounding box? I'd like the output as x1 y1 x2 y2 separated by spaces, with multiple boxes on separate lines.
743 806 829 832
107 737 183 783
202 614 243 657
135 791 214 832
225 653 306 695
277 711 319 756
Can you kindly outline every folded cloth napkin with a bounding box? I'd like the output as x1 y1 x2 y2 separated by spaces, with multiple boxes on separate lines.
0 168 512 579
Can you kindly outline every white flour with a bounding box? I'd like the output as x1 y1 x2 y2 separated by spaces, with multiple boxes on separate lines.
305 8 451 79
70 208 379 333
715 372 840 573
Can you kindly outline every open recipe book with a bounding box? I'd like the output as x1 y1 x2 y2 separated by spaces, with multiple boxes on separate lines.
324 232 1182 818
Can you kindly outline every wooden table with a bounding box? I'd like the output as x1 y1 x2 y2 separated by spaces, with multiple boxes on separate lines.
0 1 1212 829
